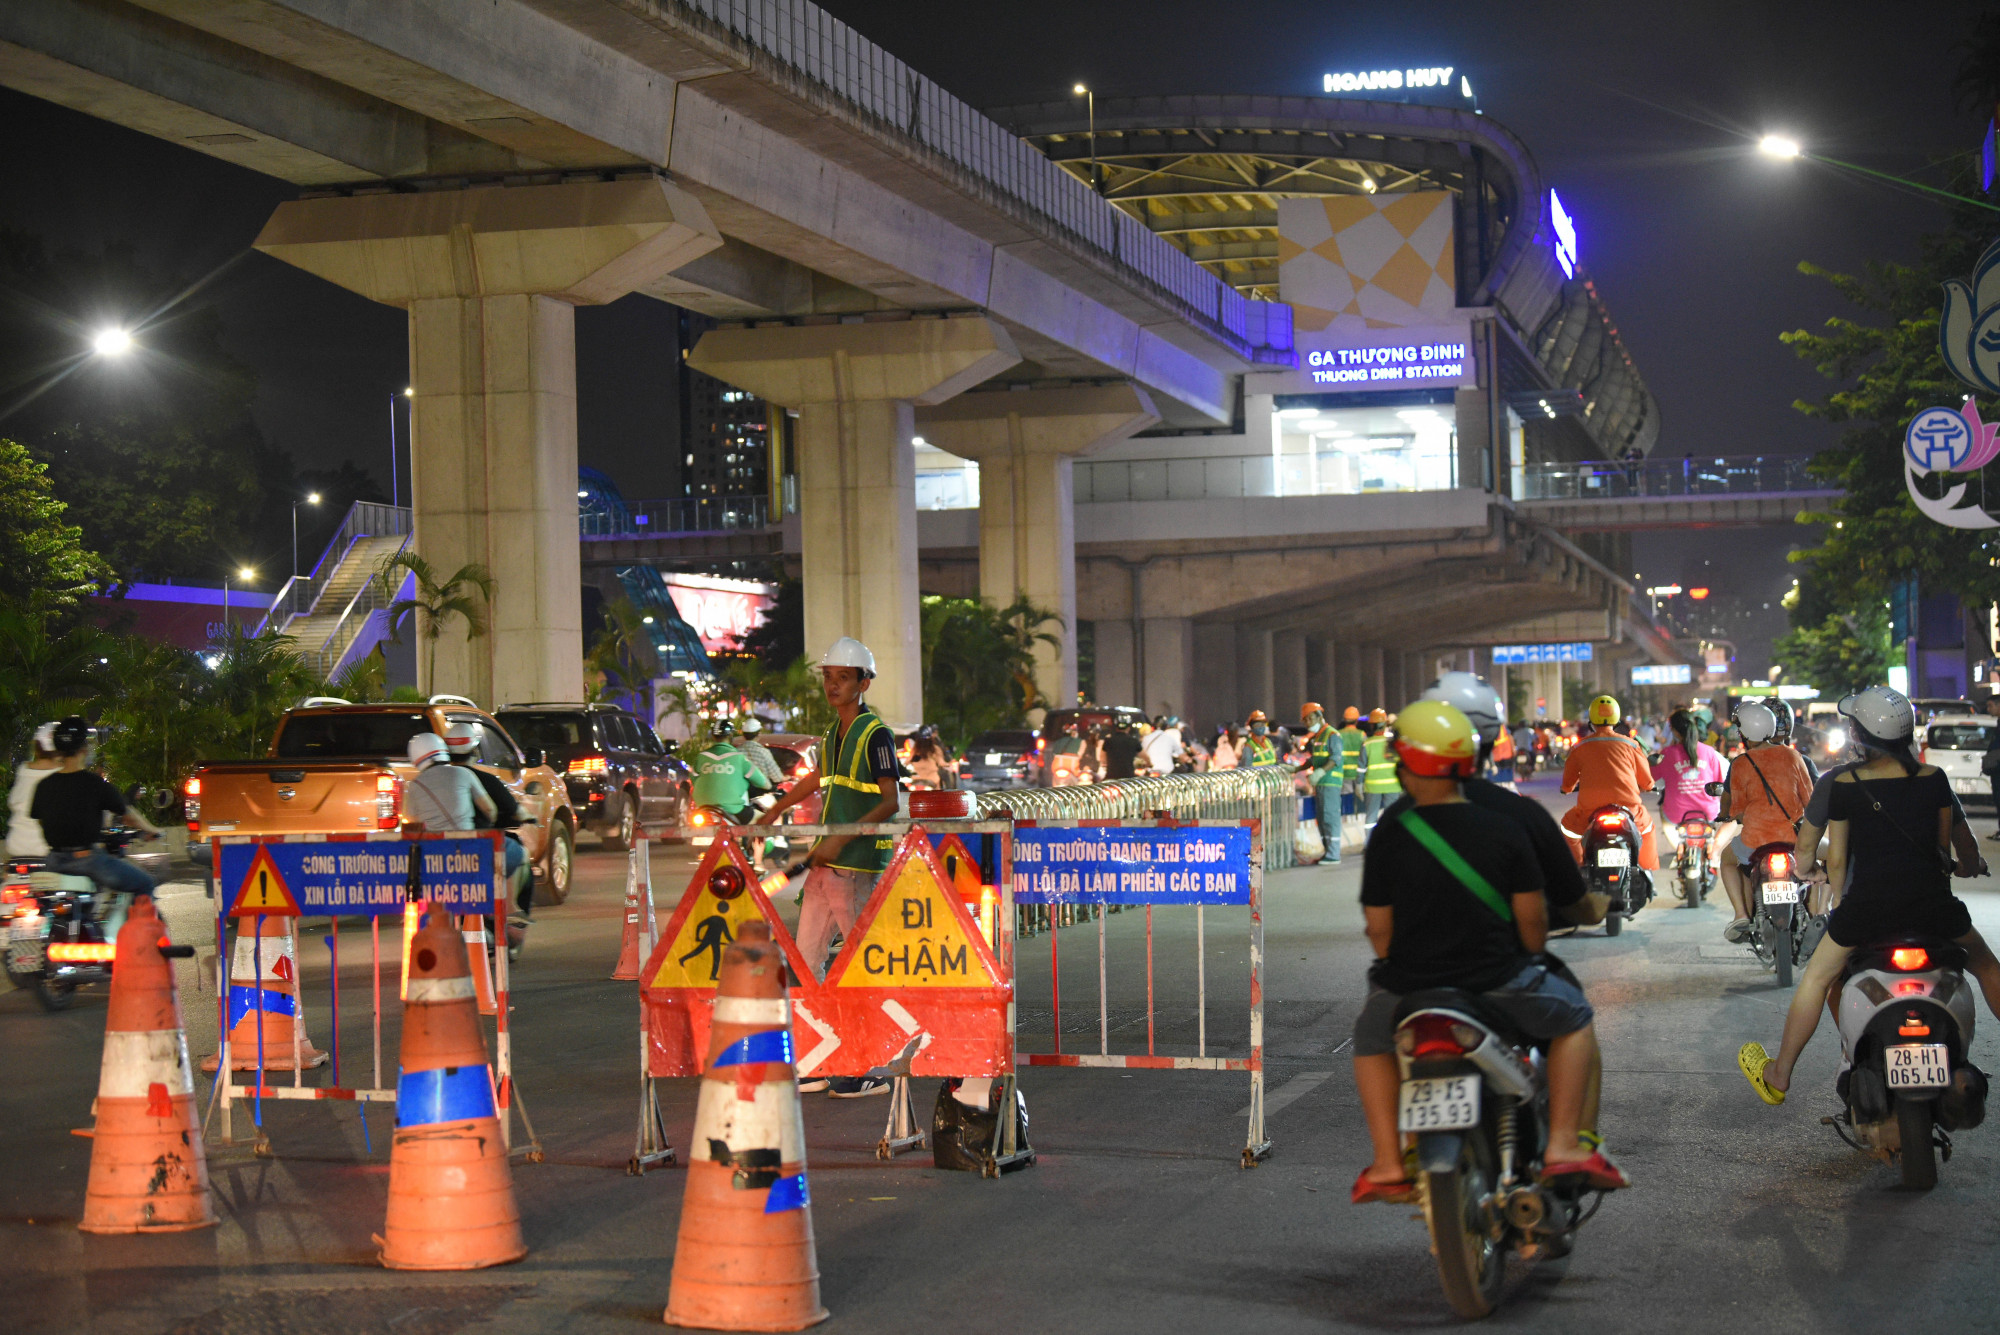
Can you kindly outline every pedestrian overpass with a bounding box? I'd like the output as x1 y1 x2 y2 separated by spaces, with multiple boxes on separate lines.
1512 456 1839 531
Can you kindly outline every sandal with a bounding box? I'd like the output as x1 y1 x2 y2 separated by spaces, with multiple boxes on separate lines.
1351 1166 1418 1205
1540 1149 1631 1191
1738 1041 1786 1105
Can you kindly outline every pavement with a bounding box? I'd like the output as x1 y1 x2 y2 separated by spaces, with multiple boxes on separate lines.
6 775 2000 1332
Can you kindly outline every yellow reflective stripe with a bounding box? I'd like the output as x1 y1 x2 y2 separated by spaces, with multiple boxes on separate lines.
825 774 883 792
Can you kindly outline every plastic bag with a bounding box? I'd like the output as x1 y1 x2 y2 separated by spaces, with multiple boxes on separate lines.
1293 818 1324 865
932 1078 1030 1172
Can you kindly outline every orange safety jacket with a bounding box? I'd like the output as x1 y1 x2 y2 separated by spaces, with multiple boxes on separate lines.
1560 728 1658 868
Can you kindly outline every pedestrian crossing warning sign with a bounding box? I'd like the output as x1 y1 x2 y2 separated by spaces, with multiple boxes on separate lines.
227 845 301 916
646 838 797 990
831 838 1000 989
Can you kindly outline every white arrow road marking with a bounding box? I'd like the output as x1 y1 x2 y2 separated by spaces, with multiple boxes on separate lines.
880 998 935 1052
793 1001 840 1075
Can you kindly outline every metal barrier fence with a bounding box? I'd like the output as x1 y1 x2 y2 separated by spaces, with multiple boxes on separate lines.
972 768 1298 872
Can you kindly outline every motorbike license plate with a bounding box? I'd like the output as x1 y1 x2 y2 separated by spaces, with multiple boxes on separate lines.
1398 1074 1481 1132
1761 881 1800 905
1596 848 1630 868
985 753 1003 766
1886 1043 1951 1090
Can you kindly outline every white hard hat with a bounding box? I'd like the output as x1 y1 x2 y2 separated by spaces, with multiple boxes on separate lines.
818 636 876 678
740 715 764 736
1839 685 1915 744
1735 700 1777 745
407 732 448 769
442 720 481 756
1422 671 1504 744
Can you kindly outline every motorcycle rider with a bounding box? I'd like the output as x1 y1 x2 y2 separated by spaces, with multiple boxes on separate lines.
692 719 772 824
1351 700 1627 1202
738 715 786 789
440 721 532 917
1560 696 1657 872
1654 708 1725 884
1716 700 1815 944
28 717 165 930
1740 685 2000 1104
403 731 496 833
6 722 62 860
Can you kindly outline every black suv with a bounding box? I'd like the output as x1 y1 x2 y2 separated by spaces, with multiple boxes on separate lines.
494 704 689 850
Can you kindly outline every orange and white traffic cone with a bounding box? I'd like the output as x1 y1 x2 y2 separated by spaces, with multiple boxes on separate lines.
377 904 525 1270
200 914 326 1072
665 921 827 1331
460 915 498 1016
611 836 652 981
80 897 215 1233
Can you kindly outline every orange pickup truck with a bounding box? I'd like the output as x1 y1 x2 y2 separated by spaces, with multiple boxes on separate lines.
185 697 577 904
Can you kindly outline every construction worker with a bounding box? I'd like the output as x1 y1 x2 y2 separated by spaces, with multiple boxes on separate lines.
1360 715 1400 827
1560 695 1658 870
1339 706 1366 816
1241 710 1279 766
756 636 900 1097
1298 702 1344 866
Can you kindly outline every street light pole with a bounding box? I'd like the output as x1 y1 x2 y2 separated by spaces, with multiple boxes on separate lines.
1073 83 1098 194
1759 134 2000 214
388 388 412 509
292 492 322 579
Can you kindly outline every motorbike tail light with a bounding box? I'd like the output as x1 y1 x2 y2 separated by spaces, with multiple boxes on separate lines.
569 755 608 775
1899 1022 1932 1035
691 810 710 826
48 942 116 964
1594 811 1623 828
1767 851 1792 878
1891 947 1931 972
1 885 25 904
1894 981 1929 996
1397 1014 1482 1058
375 773 402 830
184 775 202 830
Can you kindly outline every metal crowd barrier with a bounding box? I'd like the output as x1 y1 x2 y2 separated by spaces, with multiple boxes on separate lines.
972 767 1298 873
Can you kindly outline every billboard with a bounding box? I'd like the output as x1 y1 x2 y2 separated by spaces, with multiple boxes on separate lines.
1631 664 1692 685
662 574 775 654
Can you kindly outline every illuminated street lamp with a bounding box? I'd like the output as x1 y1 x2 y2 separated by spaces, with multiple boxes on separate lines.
91 327 134 357
1759 130 2000 213
1757 135 1801 160
292 492 321 578
223 566 257 639
388 386 413 509
1073 83 1098 194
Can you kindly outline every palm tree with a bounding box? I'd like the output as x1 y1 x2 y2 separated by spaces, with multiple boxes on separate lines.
376 553 495 694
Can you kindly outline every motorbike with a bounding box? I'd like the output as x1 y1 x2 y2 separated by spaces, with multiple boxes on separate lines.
3 827 158 1011
1743 841 1808 987
1673 817 1715 908
1827 937 1987 1189
1579 805 1652 936
1393 991 1605 1319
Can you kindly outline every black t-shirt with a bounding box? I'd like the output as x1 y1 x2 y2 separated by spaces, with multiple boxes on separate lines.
1361 802 1543 993
1101 732 1142 778
1825 768 1954 905
1384 778 1585 913
30 770 127 850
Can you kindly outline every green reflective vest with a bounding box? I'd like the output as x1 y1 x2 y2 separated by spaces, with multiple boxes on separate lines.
1363 734 1400 793
1339 725 1366 782
1243 735 1278 766
821 707 894 874
1305 726 1341 787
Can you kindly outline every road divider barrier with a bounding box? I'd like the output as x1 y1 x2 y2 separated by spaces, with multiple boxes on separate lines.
974 767 1299 871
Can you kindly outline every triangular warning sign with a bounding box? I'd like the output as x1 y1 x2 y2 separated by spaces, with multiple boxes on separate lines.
228 844 301 917
642 836 810 991
830 835 1001 989
935 834 985 904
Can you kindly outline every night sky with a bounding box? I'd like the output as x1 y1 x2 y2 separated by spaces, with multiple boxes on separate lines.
1 0 1987 672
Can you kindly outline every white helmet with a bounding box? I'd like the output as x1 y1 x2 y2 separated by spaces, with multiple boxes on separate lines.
818 636 876 679
1735 700 1777 745
1422 671 1504 744
407 732 448 769
1840 685 1915 745
442 720 481 757
739 715 764 736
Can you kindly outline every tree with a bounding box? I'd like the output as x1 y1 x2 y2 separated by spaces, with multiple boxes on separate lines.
584 596 657 705
0 437 108 608
1772 605 1893 699
203 625 327 757
735 577 805 668
377 553 494 692
918 595 1063 750
0 605 109 787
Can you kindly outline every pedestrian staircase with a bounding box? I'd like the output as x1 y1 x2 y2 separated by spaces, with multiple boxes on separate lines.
259 502 413 681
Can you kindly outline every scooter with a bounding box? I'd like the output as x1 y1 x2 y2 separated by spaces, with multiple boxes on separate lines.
1579 805 1652 936
1828 937 1987 1189
4 828 155 1011
1743 842 1808 987
1673 817 1715 908
1392 993 1605 1319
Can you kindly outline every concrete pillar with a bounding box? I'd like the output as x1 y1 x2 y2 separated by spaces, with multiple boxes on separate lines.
1192 623 1238 733
1239 629 1274 718
1273 630 1307 726
1337 641 1364 714
1093 619 1135 705
1376 647 1391 712
688 318 1021 727
254 176 723 706
1143 617 1194 720
918 385 1157 711
1307 636 1335 712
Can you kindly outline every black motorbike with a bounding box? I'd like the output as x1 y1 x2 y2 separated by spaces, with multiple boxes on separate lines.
1745 841 1807 987
1578 804 1652 936
1393 993 1605 1318
3 827 155 1011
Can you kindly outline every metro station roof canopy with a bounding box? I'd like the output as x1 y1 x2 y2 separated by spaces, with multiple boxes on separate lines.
992 94 1658 459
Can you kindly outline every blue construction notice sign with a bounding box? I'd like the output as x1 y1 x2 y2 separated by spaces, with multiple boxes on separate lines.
215 838 496 917
1010 826 1253 905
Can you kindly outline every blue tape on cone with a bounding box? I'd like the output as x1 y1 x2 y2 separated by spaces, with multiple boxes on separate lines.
227 984 298 1031
396 1065 496 1127
711 1028 794 1069
764 1173 809 1213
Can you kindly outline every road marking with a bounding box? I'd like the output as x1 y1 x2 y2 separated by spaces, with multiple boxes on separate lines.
1237 1069 1335 1119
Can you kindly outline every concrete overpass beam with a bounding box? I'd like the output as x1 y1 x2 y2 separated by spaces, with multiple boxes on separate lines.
253 176 723 706
689 317 1022 727
917 385 1159 711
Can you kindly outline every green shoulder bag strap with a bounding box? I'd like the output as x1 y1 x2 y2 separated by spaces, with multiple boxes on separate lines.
1396 809 1514 923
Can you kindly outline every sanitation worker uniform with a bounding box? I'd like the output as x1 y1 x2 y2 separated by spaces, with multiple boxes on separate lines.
1361 732 1399 826
1560 727 1658 869
1339 722 1366 816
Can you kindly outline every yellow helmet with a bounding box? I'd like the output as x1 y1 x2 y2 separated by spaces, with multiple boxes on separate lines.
1588 695 1622 726
1391 700 1478 777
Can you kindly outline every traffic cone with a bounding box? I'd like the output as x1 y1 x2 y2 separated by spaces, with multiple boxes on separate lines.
665 921 827 1331
80 897 215 1233
460 915 498 1016
200 914 326 1072
612 836 649 981
377 904 525 1270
